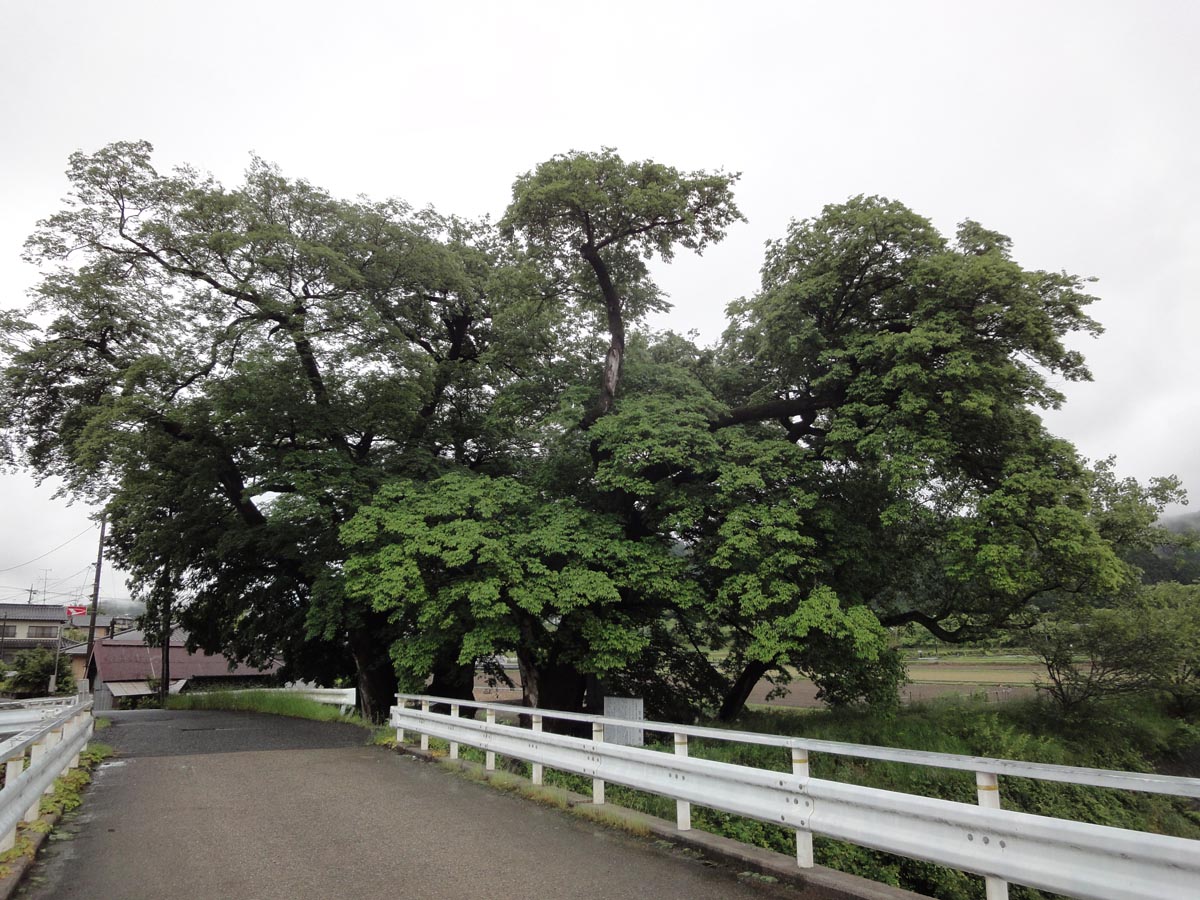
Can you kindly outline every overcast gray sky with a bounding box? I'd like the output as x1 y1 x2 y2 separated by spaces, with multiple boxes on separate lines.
1 1 1196 604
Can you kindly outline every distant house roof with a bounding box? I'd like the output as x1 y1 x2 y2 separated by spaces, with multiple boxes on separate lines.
91 637 281 683
65 614 113 628
104 627 186 644
0 603 68 622
63 625 139 656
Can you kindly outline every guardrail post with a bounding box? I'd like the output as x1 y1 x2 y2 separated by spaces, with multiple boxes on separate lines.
1 754 25 851
592 722 605 805
792 746 813 868
976 771 1008 900
532 715 543 785
449 704 459 760
68 713 83 768
24 736 49 822
42 728 63 795
420 700 431 751
395 697 407 743
486 709 496 771
674 732 691 831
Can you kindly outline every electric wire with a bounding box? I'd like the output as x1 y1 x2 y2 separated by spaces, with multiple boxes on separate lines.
0 524 98 573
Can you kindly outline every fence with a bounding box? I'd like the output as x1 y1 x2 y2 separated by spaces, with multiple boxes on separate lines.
392 693 1200 900
0 695 94 853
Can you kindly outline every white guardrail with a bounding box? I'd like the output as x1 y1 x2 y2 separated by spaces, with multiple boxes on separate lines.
392 693 1200 900
0 695 94 853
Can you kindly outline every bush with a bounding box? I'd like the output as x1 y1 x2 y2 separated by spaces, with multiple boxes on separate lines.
4 648 75 696
1030 583 1200 716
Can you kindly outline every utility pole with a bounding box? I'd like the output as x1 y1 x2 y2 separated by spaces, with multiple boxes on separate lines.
85 514 106 694
159 570 172 708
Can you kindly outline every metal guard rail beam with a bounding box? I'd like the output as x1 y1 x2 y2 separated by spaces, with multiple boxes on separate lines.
392 704 1200 900
395 692 1200 798
0 697 93 761
0 697 93 853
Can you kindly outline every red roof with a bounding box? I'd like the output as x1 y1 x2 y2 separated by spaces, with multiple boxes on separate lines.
92 639 281 682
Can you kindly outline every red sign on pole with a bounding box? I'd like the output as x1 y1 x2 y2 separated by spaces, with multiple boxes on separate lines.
65 605 87 618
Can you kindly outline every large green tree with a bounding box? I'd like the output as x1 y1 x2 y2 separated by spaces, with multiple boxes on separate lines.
2 144 1170 724
1 142 564 719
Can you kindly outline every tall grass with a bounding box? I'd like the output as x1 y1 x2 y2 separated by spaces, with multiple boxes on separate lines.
166 690 367 726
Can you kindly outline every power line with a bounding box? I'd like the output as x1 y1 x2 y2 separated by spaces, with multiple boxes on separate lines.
44 563 95 591
0 524 98 573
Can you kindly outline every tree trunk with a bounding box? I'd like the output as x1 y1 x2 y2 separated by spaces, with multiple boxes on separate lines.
348 629 398 724
579 245 625 430
516 645 589 734
428 649 476 717
718 659 770 722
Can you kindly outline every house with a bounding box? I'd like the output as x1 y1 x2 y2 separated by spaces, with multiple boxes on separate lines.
86 628 282 710
62 616 134 684
0 602 69 663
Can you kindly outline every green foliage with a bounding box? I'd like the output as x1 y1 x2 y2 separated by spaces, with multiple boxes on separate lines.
501 147 743 321
1 141 1178 727
1032 583 1200 716
4 648 75 696
342 470 692 689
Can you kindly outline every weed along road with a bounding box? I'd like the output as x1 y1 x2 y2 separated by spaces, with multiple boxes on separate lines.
18 710 816 900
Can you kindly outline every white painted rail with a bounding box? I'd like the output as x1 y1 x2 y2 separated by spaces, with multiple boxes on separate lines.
392 693 1200 900
0 695 94 853
0 696 80 733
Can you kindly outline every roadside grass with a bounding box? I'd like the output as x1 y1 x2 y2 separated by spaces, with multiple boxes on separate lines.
166 690 369 726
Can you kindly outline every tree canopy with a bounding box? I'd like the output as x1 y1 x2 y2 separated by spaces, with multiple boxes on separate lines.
1 142 1179 721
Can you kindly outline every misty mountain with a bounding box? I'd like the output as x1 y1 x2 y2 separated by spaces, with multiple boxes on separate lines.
1160 511 1200 534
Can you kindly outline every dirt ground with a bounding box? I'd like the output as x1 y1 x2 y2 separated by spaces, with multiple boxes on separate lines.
473 658 1041 711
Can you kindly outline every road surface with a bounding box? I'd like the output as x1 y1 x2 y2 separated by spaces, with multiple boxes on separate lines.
18 709 811 899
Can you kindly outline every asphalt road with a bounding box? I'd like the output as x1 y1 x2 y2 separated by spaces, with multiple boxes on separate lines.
17 709 804 900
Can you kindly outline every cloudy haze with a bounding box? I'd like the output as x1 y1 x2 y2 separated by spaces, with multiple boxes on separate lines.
1 1 1196 602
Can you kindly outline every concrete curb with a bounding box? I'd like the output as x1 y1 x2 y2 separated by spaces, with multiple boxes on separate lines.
398 743 930 900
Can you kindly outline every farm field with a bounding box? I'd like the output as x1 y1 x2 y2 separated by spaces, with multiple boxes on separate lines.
905 658 1043 685
474 655 1046 711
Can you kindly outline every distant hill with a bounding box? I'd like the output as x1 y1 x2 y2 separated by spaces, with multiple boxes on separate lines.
1160 511 1200 534
101 598 146 618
